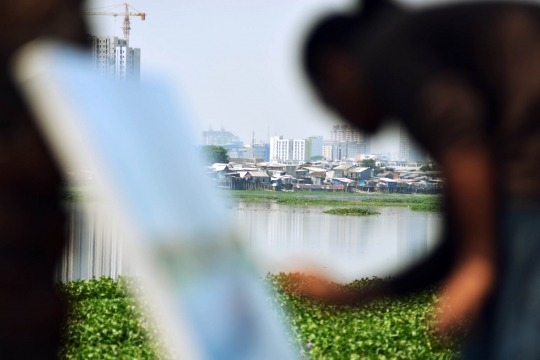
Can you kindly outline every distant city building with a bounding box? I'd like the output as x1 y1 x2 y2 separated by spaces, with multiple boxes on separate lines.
329 124 371 151
323 141 333 160
291 139 305 162
305 136 323 160
270 136 290 161
270 136 305 162
245 143 270 162
202 127 243 146
398 125 427 162
89 36 140 81
324 125 371 160
324 141 368 161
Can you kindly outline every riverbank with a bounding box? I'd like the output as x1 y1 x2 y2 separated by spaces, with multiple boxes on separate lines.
57 276 459 359
225 190 444 212
61 188 443 212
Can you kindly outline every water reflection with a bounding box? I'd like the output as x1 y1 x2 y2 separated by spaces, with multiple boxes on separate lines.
232 203 442 282
55 201 135 283
56 201 442 284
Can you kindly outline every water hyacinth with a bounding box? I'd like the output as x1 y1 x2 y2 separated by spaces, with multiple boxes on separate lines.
263 273 461 359
57 274 461 359
323 208 380 216
56 276 169 360
225 190 444 212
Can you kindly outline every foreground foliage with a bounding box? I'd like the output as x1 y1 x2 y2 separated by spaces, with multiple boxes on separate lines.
58 276 460 359
264 274 460 359
323 208 381 216
57 277 166 359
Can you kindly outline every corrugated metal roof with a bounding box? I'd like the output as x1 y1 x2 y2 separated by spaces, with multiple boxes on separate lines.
333 177 355 183
304 166 325 172
266 163 286 168
213 165 227 171
348 167 370 173
250 171 270 177
333 164 354 170
379 178 397 183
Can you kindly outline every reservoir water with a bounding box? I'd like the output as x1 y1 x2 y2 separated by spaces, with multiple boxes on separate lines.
231 202 443 282
57 201 443 283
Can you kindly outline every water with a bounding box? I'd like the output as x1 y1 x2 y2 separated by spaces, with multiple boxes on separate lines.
231 202 443 282
56 201 443 283
55 201 136 283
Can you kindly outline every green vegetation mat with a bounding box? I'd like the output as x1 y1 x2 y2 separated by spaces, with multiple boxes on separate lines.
57 276 460 359
323 208 380 216
60 188 444 212
266 274 460 359
57 277 166 359
226 190 444 212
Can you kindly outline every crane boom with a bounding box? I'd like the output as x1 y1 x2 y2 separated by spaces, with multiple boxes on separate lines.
83 3 146 41
84 12 145 18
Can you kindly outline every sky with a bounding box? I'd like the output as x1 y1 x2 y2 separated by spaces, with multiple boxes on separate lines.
84 0 470 153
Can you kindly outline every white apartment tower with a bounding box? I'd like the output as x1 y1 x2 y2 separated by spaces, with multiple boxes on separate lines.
270 136 305 162
116 46 141 81
291 139 305 161
270 136 289 161
89 36 141 81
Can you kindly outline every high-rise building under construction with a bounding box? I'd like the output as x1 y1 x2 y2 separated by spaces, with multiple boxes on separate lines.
88 36 141 81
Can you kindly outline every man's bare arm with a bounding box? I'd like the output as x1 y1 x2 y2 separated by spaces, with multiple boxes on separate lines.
435 146 498 331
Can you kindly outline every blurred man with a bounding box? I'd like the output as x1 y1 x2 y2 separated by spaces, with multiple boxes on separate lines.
0 1 87 358
300 0 540 358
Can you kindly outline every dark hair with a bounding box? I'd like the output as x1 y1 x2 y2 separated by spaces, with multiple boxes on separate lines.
302 14 357 86
302 0 396 87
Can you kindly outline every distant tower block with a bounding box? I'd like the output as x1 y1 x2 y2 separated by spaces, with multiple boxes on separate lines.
88 36 141 81
84 3 145 82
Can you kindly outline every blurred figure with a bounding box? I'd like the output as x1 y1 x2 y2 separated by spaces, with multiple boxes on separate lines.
299 0 540 358
0 0 87 358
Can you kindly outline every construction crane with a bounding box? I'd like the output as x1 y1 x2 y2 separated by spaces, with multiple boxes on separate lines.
83 3 146 41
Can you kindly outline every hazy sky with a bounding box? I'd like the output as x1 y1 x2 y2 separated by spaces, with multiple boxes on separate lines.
85 0 474 153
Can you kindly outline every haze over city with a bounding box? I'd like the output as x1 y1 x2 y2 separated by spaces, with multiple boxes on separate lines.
85 0 469 154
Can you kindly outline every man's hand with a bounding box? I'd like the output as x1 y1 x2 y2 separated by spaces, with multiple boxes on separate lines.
290 272 391 307
436 255 495 333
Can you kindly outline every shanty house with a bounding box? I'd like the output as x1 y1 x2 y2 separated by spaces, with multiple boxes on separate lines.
332 164 354 178
211 163 235 180
378 178 398 187
346 167 372 180
308 170 326 185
